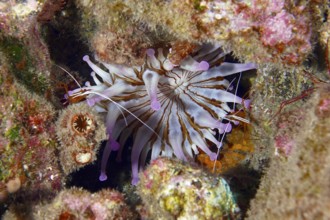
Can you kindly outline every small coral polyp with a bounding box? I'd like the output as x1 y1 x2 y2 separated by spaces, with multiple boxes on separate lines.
56 103 106 174
69 44 256 184
71 113 94 135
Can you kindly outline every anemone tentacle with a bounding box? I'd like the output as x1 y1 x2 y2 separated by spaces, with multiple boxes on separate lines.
69 45 256 184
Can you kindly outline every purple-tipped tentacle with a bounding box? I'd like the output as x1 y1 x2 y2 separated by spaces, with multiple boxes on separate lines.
155 48 175 71
151 138 162 160
86 82 131 106
90 72 102 85
146 48 155 57
99 103 122 181
168 113 187 161
129 105 167 183
99 173 107 181
181 56 210 71
195 112 227 130
86 98 96 107
131 126 155 185
182 95 227 130
198 61 210 71
244 99 251 109
233 120 240 125
142 70 161 111
218 122 232 134
169 134 186 161
217 90 245 104
99 136 121 182
99 139 113 181
140 144 151 172
105 103 121 136
208 62 256 77
202 129 222 147
68 89 80 96
192 44 225 63
163 60 174 71
102 62 137 78
146 49 161 69
83 55 112 84
190 130 217 161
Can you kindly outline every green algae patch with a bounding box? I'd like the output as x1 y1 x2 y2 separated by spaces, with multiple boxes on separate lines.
0 37 49 94
5 126 20 142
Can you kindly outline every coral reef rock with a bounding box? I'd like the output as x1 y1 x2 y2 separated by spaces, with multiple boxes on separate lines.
247 84 330 220
31 187 136 220
55 102 106 174
137 157 240 220
0 58 62 202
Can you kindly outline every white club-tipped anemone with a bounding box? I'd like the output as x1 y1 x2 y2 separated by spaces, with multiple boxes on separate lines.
69 44 257 184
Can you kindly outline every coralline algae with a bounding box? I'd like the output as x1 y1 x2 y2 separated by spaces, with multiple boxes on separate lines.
137 157 240 220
